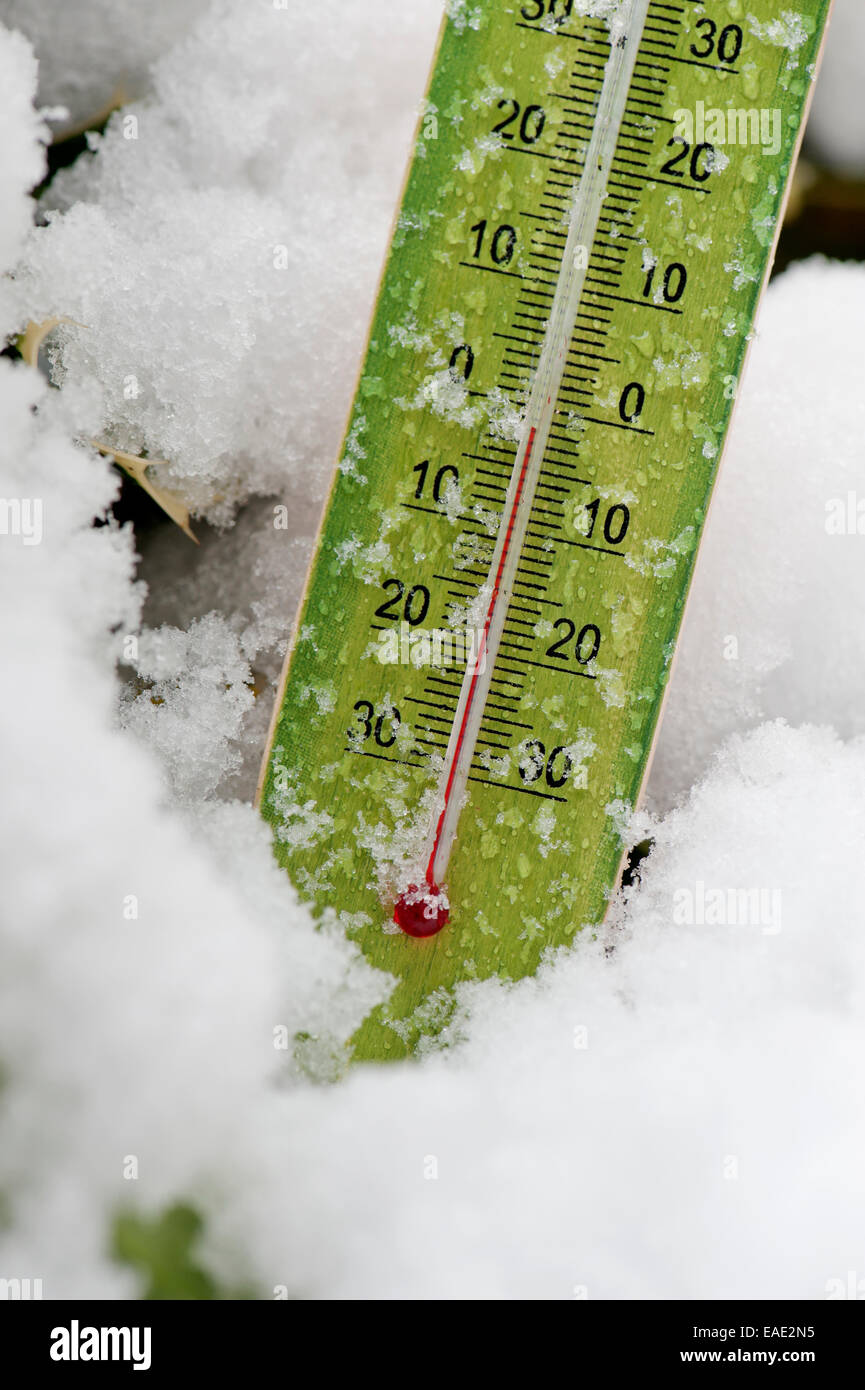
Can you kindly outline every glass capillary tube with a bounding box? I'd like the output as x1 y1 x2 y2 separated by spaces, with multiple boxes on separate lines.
406 0 652 916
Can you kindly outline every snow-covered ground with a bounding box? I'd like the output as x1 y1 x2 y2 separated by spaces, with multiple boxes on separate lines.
1 0 864 1299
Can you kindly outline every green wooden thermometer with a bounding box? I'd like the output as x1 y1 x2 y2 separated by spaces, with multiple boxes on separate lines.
258 0 834 1060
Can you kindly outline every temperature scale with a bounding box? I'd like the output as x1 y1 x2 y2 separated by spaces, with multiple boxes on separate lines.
258 0 833 1060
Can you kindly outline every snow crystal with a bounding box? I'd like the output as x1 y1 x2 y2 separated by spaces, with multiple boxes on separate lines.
747 11 810 53
119 614 256 803
445 0 482 35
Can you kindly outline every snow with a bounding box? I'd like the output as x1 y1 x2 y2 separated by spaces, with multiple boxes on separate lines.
1 0 864 1300
0 0 213 134
259 718 865 1298
747 12 810 53
649 258 865 812
806 0 865 172
7 0 445 524
0 25 44 278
